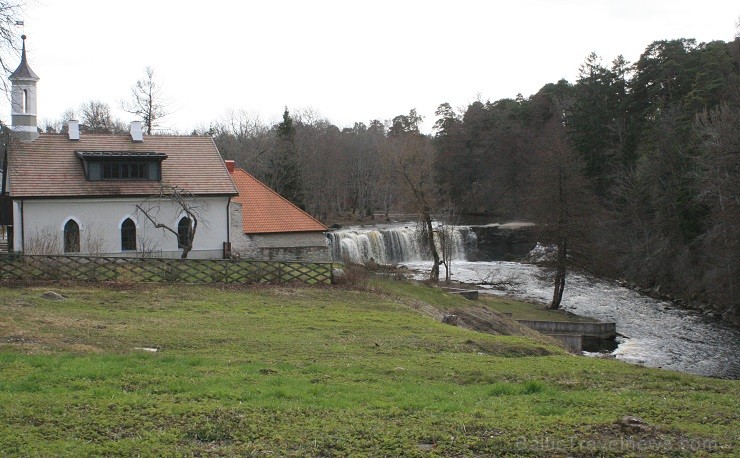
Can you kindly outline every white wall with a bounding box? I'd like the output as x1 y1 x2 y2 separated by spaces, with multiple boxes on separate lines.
229 201 259 256
14 196 231 258
11 81 38 117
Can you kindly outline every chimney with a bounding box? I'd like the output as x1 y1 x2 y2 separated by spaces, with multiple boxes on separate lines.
130 121 143 142
68 120 80 141
225 160 235 173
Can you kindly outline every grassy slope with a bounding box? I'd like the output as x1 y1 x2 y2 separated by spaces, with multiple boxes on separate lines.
0 281 737 457
479 296 599 323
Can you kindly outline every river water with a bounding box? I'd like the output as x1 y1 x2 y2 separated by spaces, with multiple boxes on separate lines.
329 224 740 379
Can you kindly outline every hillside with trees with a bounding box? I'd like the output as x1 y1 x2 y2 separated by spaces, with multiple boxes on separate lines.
209 37 739 321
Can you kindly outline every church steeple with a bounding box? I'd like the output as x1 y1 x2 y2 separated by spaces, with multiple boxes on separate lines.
9 35 40 142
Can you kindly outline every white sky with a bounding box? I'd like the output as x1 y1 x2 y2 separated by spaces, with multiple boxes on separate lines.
2 0 738 133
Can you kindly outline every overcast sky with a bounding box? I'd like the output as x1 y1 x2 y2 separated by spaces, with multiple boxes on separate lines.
2 0 738 133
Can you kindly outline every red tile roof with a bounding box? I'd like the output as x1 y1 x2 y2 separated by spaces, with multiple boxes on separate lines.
9 133 237 198
230 167 327 234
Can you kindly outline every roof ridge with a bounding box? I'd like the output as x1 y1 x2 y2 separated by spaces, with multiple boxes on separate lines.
36 132 213 138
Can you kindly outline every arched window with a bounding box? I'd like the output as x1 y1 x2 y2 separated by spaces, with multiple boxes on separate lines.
121 218 136 251
63 219 80 253
177 217 192 248
22 89 27 113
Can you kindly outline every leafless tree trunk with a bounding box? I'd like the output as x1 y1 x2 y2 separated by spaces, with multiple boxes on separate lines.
437 206 461 284
390 131 442 282
419 209 440 282
135 185 201 259
531 117 598 309
551 238 567 308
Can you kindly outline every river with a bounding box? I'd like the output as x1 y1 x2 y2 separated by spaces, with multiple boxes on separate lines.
329 224 740 379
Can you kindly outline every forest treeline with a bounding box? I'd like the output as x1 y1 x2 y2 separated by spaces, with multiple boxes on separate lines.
208 37 739 319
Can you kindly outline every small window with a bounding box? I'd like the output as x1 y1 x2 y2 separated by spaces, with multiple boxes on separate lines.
63 219 80 253
177 217 191 248
22 89 28 113
101 162 150 180
102 162 116 179
121 218 136 251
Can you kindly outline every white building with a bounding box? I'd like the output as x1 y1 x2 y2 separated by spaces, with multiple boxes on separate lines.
2 36 237 258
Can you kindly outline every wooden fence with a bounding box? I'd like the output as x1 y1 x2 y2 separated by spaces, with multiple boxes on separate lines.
0 255 333 285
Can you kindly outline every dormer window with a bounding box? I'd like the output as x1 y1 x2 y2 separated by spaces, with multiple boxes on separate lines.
75 151 167 181
103 162 148 179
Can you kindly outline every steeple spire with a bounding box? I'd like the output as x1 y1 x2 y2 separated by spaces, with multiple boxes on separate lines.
9 35 39 81
9 34 40 142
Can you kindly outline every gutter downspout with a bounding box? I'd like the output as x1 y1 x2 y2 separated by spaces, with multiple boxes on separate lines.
1 144 7 195
19 199 24 253
226 197 231 244
221 197 232 259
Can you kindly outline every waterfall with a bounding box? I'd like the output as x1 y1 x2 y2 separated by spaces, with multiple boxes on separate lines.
328 223 476 264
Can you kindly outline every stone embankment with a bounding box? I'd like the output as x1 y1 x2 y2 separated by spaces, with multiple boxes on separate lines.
515 320 617 353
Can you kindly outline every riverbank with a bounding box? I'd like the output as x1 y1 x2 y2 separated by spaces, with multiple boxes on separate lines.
403 260 740 379
329 221 738 327
1 281 737 455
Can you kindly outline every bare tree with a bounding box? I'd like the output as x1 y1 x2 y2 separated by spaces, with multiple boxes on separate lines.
387 110 443 282
79 100 127 134
437 205 462 284
0 1 24 94
83 221 108 255
41 108 76 134
531 119 598 309
211 109 272 170
135 185 201 259
25 226 61 255
121 66 171 135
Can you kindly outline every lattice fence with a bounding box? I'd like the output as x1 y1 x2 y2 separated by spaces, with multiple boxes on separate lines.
0 255 333 285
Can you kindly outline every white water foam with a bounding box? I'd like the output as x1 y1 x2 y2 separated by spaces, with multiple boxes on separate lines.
328 223 475 264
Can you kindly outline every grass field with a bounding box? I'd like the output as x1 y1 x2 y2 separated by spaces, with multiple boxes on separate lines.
0 279 737 456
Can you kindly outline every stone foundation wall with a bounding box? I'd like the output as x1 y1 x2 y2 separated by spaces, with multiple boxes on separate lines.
250 245 331 262
231 232 330 262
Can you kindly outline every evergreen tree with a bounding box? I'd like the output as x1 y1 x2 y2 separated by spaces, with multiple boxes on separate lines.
266 107 304 208
568 53 633 197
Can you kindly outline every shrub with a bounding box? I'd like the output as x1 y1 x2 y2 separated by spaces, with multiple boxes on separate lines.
333 263 370 287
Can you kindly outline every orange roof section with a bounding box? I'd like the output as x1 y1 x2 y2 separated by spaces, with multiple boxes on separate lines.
9 134 238 198
230 167 327 234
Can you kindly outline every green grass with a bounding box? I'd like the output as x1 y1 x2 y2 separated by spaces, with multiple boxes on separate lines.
480 295 598 322
0 280 737 456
